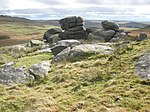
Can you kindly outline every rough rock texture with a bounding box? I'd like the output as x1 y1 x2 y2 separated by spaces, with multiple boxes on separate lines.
100 30 116 42
135 51 150 79
70 44 113 56
51 39 81 56
36 48 52 54
110 37 121 42
52 47 71 62
29 61 51 79
0 61 51 85
137 32 148 41
52 44 113 62
51 45 68 56
59 31 87 39
114 32 126 38
89 20 122 42
101 20 119 31
59 16 84 30
59 16 88 39
47 34 61 44
29 40 44 47
0 62 34 85
57 39 81 47
43 28 62 40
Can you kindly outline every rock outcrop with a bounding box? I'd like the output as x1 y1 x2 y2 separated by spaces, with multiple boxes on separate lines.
29 40 44 47
135 51 150 79
52 44 113 62
43 28 62 40
101 20 119 31
29 61 51 79
0 62 34 85
59 16 88 39
51 39 81 56
0 61 51 86
87 20 126 42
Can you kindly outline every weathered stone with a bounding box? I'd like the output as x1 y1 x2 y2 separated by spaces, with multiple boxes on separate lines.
65 30 87 35
30 40 44 47
52 47 71 62
96 30 116 42
0 62 34 85
59 16 84 24
70 44 113 56
102 20 119 31
52 44 113 62
109 37 121 42
60 22 83 30
10 45 27 51
57 39 81 47
59 31 87 39
59 16 84 30
43 28 62 40
36 48 52 54
100 30 116 37
69 26 86 31
47 34 61 44
137 32 148 41
29 61 51 79
135 51 150 79
41 44 50 49
114 32 126 38
51 45 68 56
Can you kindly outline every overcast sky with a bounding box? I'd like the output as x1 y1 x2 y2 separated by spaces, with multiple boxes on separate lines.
0 0 150 21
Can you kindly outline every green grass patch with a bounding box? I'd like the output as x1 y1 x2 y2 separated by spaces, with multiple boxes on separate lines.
0 39 150 111
15 53 52 68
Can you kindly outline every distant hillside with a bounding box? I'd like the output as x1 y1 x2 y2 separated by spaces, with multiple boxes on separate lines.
119 22 148 28
0 15 32 22
139 25 150 31
0 15 59 26
135 25 150 35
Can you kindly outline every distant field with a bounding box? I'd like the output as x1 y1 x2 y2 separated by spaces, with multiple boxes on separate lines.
0 22 58 47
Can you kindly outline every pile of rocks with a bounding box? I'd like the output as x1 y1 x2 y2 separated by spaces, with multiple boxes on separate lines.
0 61 51 85
59 16 88 39
42 16 88 44
50 40 113 63
43 28 62 43
91 20 125 42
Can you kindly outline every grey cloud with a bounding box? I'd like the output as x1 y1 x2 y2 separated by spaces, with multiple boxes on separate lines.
75 0 150 5
31 0 65 5
0 6 150 21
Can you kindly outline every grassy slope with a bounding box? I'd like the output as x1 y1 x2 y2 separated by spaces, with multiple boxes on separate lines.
0 22 58 47
0 39 150 112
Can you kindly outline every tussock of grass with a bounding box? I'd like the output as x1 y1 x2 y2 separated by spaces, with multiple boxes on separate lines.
0 39 150 112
